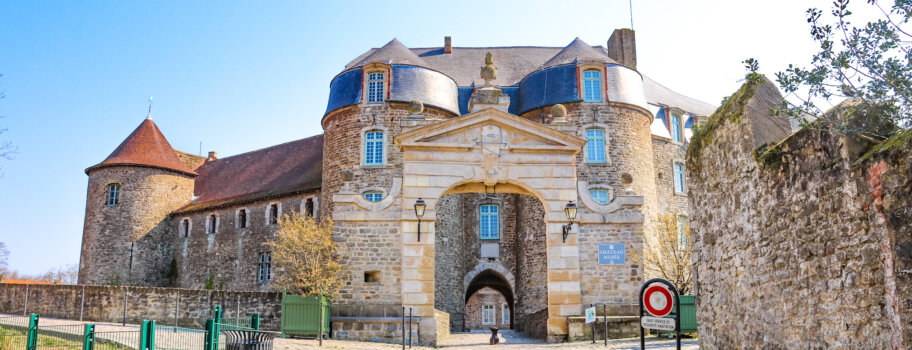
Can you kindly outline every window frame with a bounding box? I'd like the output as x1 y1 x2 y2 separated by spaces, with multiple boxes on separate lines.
584 128 607 163
180 218 191 238
482 304 496 325
362 191 383 202
589 189 611 205
206 214 218 234
366 71 386 104
502 304 510 324
673 162 686 194
363 130 385 166
105 183 120 206
582 69 603 102
266 203 281 226
236 208 248 229
671 114 683 143
479 204 500 240
257 252 271 283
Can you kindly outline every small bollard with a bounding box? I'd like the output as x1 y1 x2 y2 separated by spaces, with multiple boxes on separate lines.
489 327 499 345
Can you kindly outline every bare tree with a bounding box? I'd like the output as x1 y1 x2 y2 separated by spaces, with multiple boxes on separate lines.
0 242 9 280
265 212 342 297
636 214 694 295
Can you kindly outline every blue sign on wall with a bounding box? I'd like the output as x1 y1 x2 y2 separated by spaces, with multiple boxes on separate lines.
598 243 626 265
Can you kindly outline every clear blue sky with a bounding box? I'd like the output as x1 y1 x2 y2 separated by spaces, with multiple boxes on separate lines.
0 0 851 275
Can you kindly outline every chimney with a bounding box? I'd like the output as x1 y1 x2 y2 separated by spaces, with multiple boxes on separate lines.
444 36 452 54
207 151 218 161
607 29 637 70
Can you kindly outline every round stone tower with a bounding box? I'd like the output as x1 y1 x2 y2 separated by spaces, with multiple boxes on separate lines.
79 116 196 286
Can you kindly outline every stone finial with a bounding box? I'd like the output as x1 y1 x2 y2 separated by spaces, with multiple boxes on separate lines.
551 104 567 123
480 52 497 87
620 172 634 195
408 100 424 114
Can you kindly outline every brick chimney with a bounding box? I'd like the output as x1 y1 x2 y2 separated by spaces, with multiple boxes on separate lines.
444 36 452 54
607 29 636 70
207 151 218 161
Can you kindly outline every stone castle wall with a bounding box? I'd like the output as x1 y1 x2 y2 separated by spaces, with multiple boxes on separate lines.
688 80 912 349
651 136 688 215
80 167 195 287
170 192 319 291
0 283 282 330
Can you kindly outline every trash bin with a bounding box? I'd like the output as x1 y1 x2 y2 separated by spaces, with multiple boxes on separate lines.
221 329 281 350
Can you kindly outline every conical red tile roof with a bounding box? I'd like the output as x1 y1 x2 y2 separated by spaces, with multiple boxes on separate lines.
86 118 197 176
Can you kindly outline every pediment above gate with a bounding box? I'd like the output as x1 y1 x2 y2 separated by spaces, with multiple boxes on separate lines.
394 108 586 153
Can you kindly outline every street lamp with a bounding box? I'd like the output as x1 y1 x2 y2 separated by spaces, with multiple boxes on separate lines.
562 201 578 243
414 198 427 241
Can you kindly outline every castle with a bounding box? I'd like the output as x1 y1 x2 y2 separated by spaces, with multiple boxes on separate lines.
78 29 714 343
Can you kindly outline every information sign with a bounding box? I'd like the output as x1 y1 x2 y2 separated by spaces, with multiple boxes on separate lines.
641 316 675 331
585 307 596 323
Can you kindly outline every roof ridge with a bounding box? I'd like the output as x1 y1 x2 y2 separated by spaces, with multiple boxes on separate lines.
204 134 324 163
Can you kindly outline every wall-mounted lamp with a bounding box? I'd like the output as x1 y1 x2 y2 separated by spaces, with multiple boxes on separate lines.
414 198 427 241
562 201 578 243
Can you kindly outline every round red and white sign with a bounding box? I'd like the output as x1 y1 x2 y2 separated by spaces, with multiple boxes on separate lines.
644 285 674 317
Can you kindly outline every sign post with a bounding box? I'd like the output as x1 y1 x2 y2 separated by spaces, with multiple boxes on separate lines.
638 278 680 350
585 306 597 343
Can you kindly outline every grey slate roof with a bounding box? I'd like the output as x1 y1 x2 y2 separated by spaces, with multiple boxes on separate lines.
345 39 717 116
541 38 619 68
643 76 717 116
350 38 430 68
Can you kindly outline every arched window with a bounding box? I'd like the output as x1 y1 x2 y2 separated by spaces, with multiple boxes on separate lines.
207 214 217 234
364 130 385 166
479 204 500 239
366 72 385 103
105 184 120 206
582 69 602 102
363 191 383 202
589 189 611 205
585 128 606 163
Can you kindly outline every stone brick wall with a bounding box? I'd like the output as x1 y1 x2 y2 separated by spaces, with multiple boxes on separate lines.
80 167 195 287
0 283 282 330
333 221 402 304
651 136 688 215
170 192 320 291
577 220 643 308
687 79 910 349
513 194 548 332
464 288 510 330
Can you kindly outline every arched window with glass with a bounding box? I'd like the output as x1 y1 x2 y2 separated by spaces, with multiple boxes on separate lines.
582 69 602 102
366 72 385 103
364 130 385 166
585 128 606 163
105 183 120 206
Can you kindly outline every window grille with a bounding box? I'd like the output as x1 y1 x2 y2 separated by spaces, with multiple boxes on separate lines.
583 69 602 102
479 205 500 239
585 128 606 163
363 191 383 202
367 72 385 103
364 131 384 165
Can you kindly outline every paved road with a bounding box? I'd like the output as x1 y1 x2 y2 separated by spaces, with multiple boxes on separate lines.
3 314 698 350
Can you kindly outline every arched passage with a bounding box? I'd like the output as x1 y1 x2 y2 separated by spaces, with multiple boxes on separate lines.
465 269 513 330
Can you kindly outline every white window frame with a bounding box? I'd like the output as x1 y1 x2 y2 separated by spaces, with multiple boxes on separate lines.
300 197 316 217
362 191 384 202
502 304 510 324
236 208 248 229
206 213 219 234
266 203 281 226
479 204 500 240
585 128 607 163
366 71 386 103
180 218 192 238
257 253 271 283
482 304 495 325
673 162 686 194
363 129 385 166
582 69 603 102
671 114 683 143
105 183 120 206
589 189 611 205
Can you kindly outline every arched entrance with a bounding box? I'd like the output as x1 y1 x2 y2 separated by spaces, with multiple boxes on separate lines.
433 190 547 335
394 108 587 344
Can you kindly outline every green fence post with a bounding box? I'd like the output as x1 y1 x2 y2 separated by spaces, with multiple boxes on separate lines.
139 320 155 350
204 319 215 350
212 306 222 323
26 314 39 350
147 320 155 350
82 324 95 350
251 314 260 331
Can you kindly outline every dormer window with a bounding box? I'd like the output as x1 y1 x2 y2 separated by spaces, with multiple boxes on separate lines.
367 72 385 103
671 114 683 142
582 69 603 102
105 184 120 206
